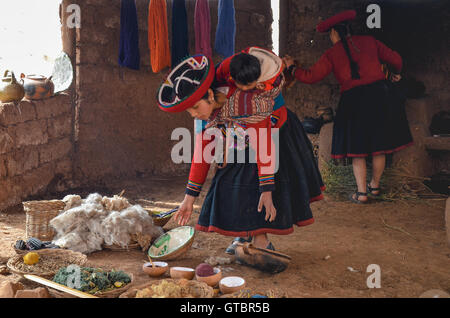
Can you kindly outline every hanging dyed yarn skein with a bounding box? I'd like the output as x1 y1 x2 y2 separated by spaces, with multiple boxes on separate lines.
214 0 236 58
171 0 189 66
118 0 140 70
194 0 212 57
148 0 171 73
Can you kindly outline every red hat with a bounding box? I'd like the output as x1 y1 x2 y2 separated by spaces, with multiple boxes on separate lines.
157 55 215 113
316 10 356 33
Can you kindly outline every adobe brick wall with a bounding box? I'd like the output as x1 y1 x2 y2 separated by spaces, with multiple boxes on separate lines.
0 95 74 211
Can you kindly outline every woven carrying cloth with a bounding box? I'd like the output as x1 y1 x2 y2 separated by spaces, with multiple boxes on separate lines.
207 75 285 129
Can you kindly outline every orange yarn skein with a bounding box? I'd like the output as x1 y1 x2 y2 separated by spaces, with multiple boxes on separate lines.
148 0 171 73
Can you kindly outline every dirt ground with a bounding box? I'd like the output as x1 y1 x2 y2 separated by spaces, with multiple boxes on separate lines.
0 174 449 298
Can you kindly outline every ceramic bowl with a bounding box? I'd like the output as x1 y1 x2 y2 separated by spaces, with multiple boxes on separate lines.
148 226 195 261
170 266 195 280
142 261 168 277
195 267 222 287
219 276 246 294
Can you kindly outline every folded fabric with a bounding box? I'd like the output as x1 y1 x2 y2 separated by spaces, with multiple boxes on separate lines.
118 0 140 70
15 238 60 251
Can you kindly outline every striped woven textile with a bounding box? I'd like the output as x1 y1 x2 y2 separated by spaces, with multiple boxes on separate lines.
208 74 285 129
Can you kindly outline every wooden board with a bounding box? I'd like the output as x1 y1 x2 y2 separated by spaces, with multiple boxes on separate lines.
24 274 98 298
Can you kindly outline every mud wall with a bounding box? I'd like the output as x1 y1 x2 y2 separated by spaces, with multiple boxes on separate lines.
280 0 450 177
0 96 74 211
70 0 272 187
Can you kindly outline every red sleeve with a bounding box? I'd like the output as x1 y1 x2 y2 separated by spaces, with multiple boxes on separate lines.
252 124 276 192
185 130 215 197
375 39 402 73
215 55 233 85
247 107 287 192
294 52 333 84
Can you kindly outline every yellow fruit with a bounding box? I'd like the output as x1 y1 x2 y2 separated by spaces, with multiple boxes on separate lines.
114 281 123 288
23 252 40 265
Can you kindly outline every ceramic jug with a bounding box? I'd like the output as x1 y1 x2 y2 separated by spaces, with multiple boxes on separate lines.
21 74 55 100
0 70 25 103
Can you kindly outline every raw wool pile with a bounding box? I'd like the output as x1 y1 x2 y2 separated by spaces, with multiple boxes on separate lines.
50 193 164 254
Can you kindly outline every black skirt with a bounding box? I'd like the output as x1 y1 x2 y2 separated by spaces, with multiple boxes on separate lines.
196 107 325 237
331 80 413 159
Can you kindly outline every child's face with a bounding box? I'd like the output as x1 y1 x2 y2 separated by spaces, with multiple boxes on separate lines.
235 81 265 91
186 99 214 120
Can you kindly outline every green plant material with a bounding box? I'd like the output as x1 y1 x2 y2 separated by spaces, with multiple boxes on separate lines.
53 266 131 294
108 269 132 285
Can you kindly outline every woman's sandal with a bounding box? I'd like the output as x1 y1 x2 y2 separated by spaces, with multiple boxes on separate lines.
349 191 368 204
367 183 381 196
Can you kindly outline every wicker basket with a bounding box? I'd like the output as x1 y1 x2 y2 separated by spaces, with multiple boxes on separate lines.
23 200 65 241
6 249 87 279
101 242 140 251
49 273 134 298
119 279 214 298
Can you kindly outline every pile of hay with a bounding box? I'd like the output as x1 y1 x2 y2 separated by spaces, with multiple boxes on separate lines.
321 159 446 202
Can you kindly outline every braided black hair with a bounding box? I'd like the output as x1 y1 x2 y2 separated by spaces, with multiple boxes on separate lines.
332 23 360 79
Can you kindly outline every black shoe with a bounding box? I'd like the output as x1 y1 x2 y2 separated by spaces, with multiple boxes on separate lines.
225 236 252 255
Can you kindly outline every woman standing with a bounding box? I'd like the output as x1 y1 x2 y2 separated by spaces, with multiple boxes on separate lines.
284 10 413 203
157 54 324 252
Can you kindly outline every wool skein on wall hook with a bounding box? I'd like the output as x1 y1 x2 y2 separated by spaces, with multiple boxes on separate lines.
214 0 236 58
171 0 189 66
194 0 212 57
148 0 171 73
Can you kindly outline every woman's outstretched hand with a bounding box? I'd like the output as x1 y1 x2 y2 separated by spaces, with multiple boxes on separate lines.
258 191 277 223
282 55 295 69
174 194 196 226
390 73 402 82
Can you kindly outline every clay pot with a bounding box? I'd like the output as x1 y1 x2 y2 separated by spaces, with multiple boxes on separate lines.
170 267 195 280
0 70 25 103
142 261 168 277
21 74 54 100
219 276 246 294
195 267 222 287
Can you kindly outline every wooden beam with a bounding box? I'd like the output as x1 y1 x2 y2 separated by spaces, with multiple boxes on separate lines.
424 136 450 151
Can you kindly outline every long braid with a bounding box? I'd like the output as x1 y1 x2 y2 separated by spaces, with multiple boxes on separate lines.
334 23 360 79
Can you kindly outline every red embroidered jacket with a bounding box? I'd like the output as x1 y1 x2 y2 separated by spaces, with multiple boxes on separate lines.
294 35 402 92
185 106 287 197
185 47 285 197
